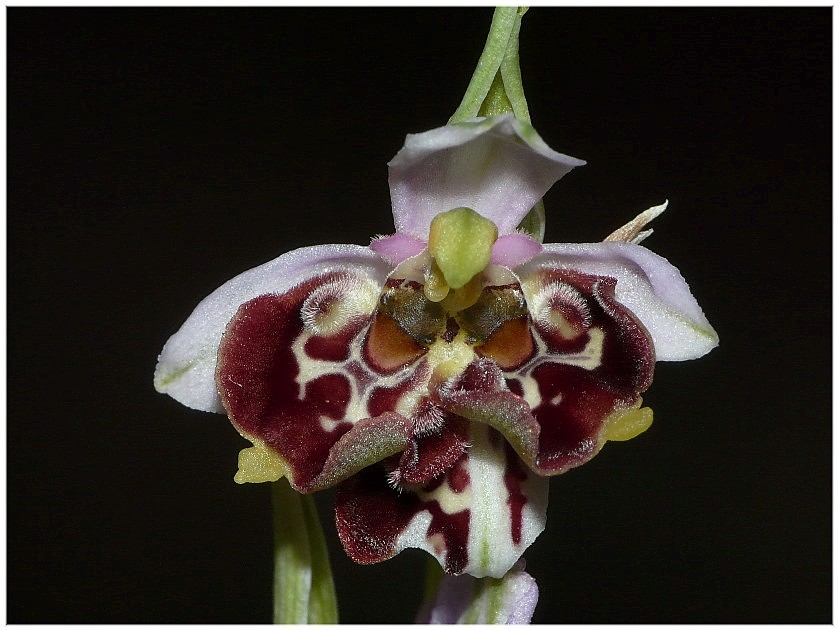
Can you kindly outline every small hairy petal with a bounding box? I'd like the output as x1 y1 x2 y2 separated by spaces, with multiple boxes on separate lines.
490 233 543 267
309 412 411 491
369 232 427 266
436 360 541 471
522 242 718 361
388 114 585 239
396 415 470 485
154 244 391 412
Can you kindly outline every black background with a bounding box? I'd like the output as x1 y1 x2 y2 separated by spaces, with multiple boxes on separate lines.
8 7 831 624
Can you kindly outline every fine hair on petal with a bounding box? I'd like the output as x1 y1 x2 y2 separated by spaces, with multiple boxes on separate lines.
299 273 379 336
527 279 592 339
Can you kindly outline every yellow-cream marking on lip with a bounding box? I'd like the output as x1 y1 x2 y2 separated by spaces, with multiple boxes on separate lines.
427 532 447 554
560 327 604 370
418 479 473 515
515 374 543 409
501 324 605 413
545 310 577 339
395 326 477 419
394 510 434 555
395 380 426 419
292 328 427 425
427 329 477 382
524 327 604 372
318 414 343 432
519 277 542 306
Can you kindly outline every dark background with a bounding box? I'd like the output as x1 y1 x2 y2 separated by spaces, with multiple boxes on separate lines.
8 7 831 624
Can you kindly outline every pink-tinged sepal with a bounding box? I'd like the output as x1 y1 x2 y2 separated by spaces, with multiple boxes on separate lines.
523 242 719 360
155 244 392 413
388 114 585 239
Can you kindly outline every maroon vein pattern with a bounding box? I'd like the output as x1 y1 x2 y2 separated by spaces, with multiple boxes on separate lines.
215 263 655 573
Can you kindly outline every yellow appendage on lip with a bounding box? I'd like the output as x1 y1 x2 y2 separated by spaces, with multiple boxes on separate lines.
601 401 653 442
235 441 288 484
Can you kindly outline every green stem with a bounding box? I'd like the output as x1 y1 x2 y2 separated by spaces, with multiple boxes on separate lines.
422 554 445 603
301 491 338 623
449 7 519 124
498 7 531 123
271 479 338 624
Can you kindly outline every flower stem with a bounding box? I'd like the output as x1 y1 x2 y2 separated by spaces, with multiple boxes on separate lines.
422 553 445 603
448 7 520 124
497 8 530 123
477 7 531 123
271 479 338 624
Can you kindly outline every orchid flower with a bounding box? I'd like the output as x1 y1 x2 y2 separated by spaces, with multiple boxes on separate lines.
154 113 718 581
